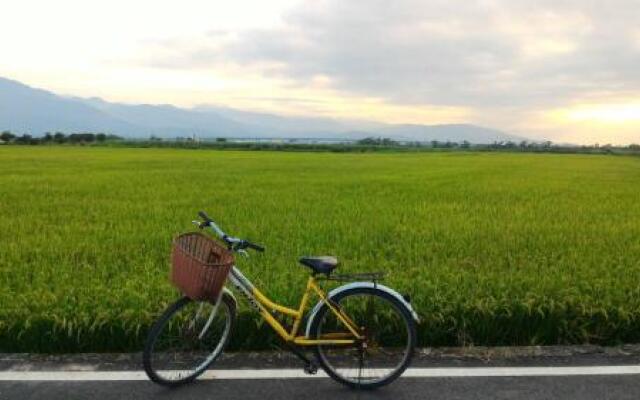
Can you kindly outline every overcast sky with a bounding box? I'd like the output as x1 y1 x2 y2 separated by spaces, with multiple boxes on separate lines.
2 0 639 144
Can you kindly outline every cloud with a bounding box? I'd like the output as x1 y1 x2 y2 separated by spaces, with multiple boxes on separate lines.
146 0 640 111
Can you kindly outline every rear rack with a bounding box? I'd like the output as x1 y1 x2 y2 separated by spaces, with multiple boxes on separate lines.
326 272 386 282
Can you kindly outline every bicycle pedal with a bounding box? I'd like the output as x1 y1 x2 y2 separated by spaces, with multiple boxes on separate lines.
303 363 318 375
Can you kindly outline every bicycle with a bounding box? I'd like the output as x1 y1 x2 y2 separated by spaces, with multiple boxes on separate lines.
143 211 419 389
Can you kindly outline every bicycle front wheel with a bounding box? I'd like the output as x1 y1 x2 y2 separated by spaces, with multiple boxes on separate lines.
143 294 236 386
309 287 416 389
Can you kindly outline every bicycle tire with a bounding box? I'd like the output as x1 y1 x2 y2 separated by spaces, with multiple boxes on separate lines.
143 294 236 387
309 287 416 389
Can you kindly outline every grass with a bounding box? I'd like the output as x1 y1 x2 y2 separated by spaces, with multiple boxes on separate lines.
1 146 640 352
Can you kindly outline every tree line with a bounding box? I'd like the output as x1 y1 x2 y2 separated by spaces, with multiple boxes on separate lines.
2 130 639 155
355 136 640 152
0 131 122 145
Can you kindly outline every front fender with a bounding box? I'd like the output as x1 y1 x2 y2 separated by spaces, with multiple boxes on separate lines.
305 282 420 338
222 286 237 309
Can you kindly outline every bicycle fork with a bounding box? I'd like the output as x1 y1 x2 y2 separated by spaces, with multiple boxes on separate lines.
187 290 225 340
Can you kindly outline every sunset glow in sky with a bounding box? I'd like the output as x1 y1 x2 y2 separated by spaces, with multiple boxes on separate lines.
1 0 639 144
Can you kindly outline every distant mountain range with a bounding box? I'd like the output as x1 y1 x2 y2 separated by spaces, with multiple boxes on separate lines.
0 77 527 143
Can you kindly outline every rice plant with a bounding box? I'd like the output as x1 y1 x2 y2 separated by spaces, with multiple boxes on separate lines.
1 146 639 352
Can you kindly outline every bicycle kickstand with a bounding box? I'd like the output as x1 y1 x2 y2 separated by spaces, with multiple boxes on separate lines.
278 342 318 375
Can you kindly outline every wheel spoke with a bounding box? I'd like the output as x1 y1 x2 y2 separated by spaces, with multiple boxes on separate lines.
313 289 415 388
143 296 234 386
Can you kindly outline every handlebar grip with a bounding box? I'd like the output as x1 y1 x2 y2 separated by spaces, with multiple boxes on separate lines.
198 211 212 224
247 241 265 252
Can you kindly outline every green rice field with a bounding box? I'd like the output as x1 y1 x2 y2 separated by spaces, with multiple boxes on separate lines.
1 146 640 352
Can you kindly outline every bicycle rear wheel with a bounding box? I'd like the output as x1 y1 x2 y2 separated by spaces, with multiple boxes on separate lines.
309 287 416 389
143 294 235 386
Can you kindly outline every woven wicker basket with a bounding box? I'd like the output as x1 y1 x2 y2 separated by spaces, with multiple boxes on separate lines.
170 232 234 301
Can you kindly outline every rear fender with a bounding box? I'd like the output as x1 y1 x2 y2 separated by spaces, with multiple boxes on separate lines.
305 282 419 338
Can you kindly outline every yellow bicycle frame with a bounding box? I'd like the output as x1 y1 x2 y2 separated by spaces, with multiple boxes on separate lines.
228 267 362 346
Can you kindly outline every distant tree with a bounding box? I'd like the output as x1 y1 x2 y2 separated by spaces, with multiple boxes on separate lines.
15 134 34 144
96 133 107 142
68 133 95 143
460 140 470 149
381 137 398 146
216 137 227 143
430 140 440 148
357 137 378 145
356 137 398 146
53 132 66 143
602 143 613 154
443 141 459 148
43 132 53 142
1 131 15 142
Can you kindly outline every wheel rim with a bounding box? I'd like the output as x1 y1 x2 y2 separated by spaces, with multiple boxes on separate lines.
149 298 232 382
315 292 412 385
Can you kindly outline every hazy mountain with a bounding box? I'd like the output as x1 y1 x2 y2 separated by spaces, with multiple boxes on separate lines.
81 98 254 138
0 77 138 135
193 105 387 138
0 77 526 143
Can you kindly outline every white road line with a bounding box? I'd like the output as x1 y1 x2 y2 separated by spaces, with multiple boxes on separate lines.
2 366 640 381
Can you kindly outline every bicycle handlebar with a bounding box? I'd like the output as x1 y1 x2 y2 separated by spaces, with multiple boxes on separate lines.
243 240 265 252
198 210 213 225
197 210 264 253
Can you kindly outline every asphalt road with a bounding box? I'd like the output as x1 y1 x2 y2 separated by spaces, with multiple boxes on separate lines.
2 375 640 400
2 347 640 400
